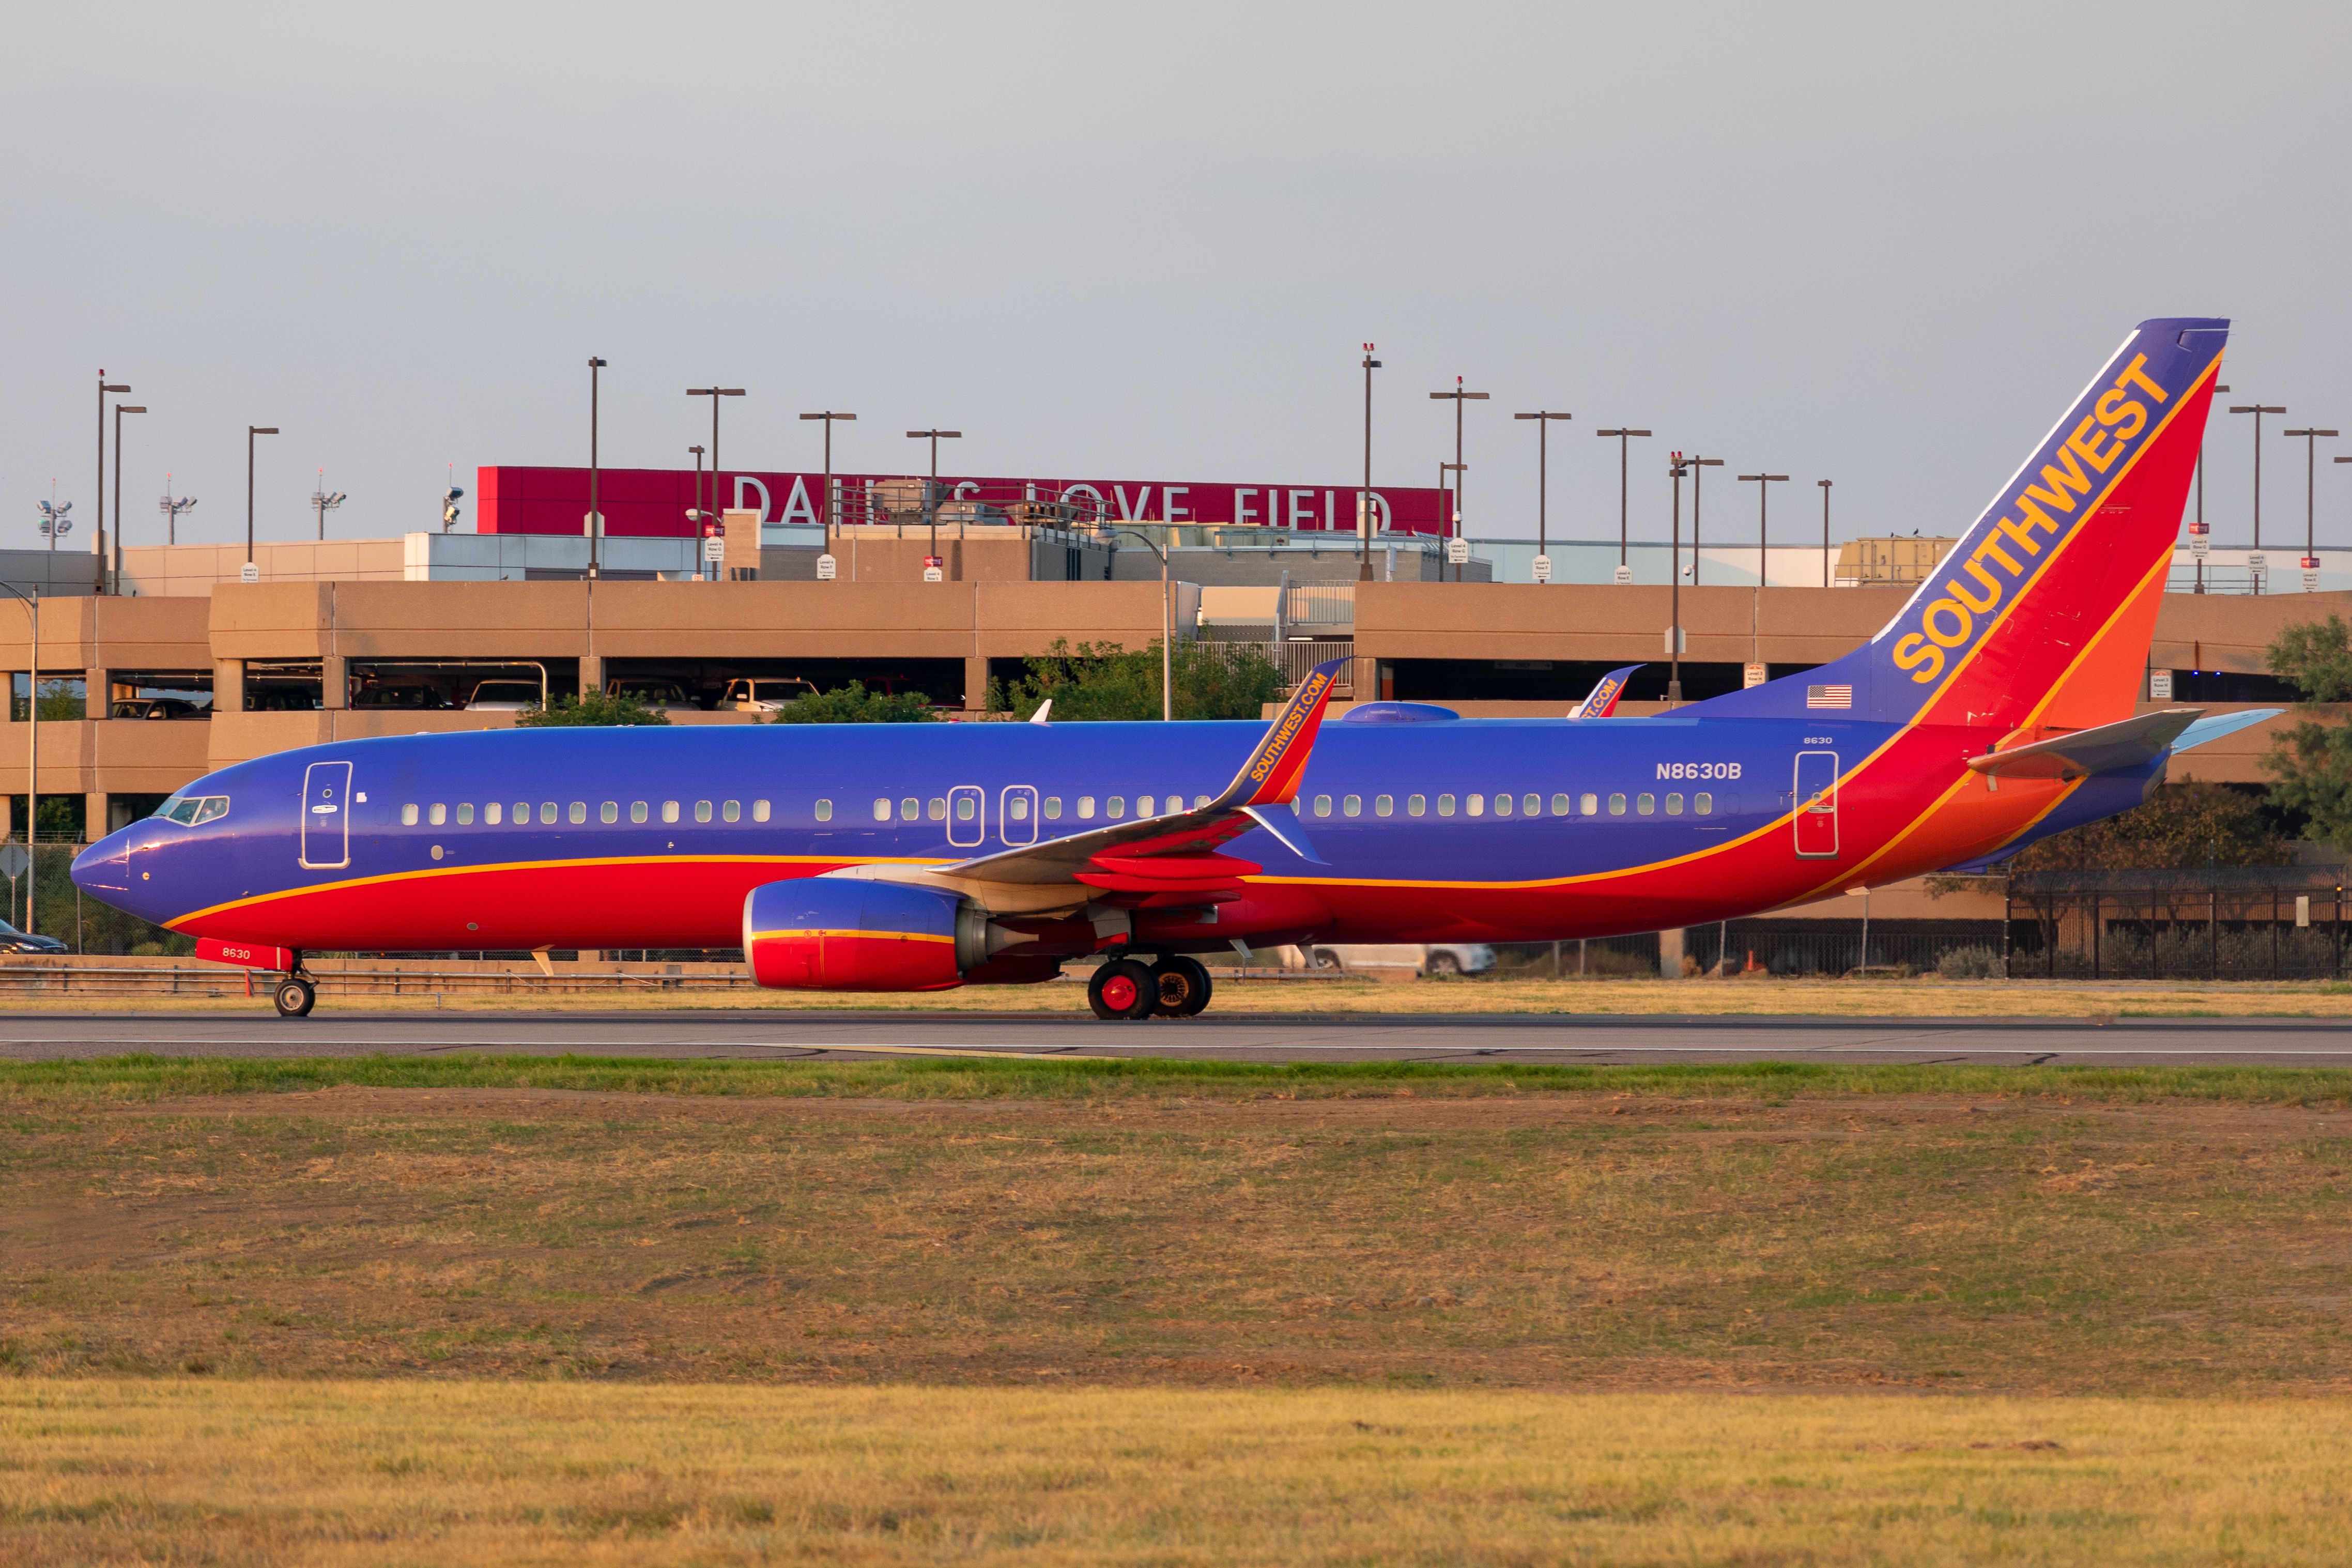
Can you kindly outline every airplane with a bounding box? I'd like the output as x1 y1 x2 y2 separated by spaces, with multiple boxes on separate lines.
74 316 2275 1020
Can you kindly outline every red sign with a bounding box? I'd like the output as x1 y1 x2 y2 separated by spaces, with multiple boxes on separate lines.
195 936 294 972
480 466 1451 539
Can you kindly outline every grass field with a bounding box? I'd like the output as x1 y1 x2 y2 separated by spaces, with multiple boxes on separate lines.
7 1057 2351 1562
9 1380 2351 1565
13 972 2352 1016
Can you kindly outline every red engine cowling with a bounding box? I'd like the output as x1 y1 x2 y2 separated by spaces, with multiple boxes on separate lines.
742 877 968 991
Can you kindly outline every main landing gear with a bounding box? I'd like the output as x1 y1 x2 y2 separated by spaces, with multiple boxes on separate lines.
1086 954 1213 1021
272 958 316 1019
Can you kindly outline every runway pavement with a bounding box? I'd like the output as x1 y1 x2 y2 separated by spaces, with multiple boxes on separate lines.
2 1009 2350 1066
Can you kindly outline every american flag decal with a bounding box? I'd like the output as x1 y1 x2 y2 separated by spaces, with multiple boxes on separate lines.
1806 684 1853 710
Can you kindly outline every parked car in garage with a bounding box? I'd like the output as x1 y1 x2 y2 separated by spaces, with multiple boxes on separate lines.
718 676 820 713
463 679 548 713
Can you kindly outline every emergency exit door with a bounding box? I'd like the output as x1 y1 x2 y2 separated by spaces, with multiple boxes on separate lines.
1793 750 1839 858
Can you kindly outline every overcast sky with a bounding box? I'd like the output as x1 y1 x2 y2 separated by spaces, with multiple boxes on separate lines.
7 2 2349 554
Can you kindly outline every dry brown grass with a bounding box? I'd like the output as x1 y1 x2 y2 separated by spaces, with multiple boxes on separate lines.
7 1380 2351 1565
7 1085 2351 1393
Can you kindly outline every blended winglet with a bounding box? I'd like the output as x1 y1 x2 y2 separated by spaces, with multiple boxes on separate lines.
1570 665 1642 719
1213 657 1349 809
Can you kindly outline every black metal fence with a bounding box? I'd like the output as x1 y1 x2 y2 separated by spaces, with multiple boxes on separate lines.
2005 868 2348 981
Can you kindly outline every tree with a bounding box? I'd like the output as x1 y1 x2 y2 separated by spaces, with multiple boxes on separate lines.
770 683 939 724
2004 781 2294 871
988 638 1286 722
2261 612 2352 851
515 690 672 727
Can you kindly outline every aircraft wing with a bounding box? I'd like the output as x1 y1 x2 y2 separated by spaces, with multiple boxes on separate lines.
925 657 1349 889
1569 665 1641 718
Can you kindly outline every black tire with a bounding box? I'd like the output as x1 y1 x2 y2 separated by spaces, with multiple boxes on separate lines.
1425 950 1464 977
1087 958 1157 1021
1149 956 1213 1018
273 977 316 1018
1310 947 1344 972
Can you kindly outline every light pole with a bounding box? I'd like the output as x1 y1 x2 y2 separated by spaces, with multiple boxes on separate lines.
905 428 962 576
687 385 745 580
1 582 35 937
1595 428 1651 581
1438 461 1465 576
1817 479 1833 587
801 410 857 565
245 426 279 565
2192 385 2229 594
2285 427 2337 591
1359 345 1381 580
36 488 70 552
1667 453 1687 704
1429 377 1489 581
309 470 346 541
1109 528 1174 720
687 444 706 553
587 358 608 579
1739 471 1788 675
2230 401 2287 593
96 374 130 591
159 477 196 546
111 404 145 593
1684 455 1722 582
1514 410 1571 580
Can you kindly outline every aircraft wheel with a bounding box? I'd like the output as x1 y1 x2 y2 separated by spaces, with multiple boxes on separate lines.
1425 950 1464 977
1149 956 1213 1018
1088 958 1157 1021
273 976 316 1018
1310 947 1344 972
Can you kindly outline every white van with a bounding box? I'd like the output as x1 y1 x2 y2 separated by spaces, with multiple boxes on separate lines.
1279 943 1497 978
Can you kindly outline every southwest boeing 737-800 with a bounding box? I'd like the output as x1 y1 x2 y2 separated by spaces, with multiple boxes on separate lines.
74 317 2274 1019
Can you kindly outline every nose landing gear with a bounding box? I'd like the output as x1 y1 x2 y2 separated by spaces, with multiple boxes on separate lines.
1085 953 1215 1020
271 954 316 1018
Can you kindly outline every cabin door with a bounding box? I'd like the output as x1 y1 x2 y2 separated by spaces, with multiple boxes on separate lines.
999 785 1039 846
299 760 352 870
946 785 986 849
1793 750 1839 859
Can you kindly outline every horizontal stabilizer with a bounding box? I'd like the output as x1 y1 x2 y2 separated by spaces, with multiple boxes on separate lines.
1965 708 2204 780
2173 708 2281 752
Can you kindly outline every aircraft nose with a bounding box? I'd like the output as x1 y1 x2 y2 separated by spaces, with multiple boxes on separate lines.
72 827 135 896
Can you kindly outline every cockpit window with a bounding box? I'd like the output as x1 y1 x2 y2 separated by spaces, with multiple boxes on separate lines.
192 797 229 825
158 794 228 826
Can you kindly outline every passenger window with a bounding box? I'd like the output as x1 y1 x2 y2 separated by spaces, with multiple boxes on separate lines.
1437 794 1456 818
457 803 474 825
631 801 649 823
898 798 917 822
1408 794 1426 817
1313 795 1332 818
1467 795 1485 818
663 801 680 824
1166 795 1183 816
724 801 741 823
1494 794 1512 817
1107 797 1126 820
956 796 976 821
1608 793 1626 816
1550 793 1570 816
569 802 587 824
1044 797 1063 820
873 798 891 822
815 799 834 822
1343 794 1362 817
928 798 947 821
1581 793 1600 816
1637 793 1656 816
519 802 535 824
1665 793 1684 816
601 801 619 823
1524 793 1541 816
1695 792 1713 816
540 802 558 824
1375 794 1394 817
401 804 419 826
1009 796 1029 820
486 802 503 825
1078 796 1096 820
1193 795 1210 810
429 803 447 826
752 800 770 822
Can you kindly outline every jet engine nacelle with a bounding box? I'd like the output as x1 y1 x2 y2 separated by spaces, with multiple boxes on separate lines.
741 877 1017 991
